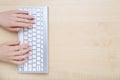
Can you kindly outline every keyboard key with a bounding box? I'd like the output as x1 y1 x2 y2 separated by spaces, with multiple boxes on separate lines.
33 68 36 71
41 40 44 44
37 35 40 38
37 44 40 47
33 28 36 33
37 66 41 71
33 41 36 45
37 57 41 61
41 59 43 62
37 30 40 34
41 45 44 48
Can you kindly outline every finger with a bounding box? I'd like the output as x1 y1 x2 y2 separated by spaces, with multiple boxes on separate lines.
16 14 34 20
13 10 29 14
12 43 29 51
7 41 20 46
14 48 31 56
15 22 33 27
20 43 29 49
8 27 23 32
16 18 35 24
13 53 30 60
11 59 27 64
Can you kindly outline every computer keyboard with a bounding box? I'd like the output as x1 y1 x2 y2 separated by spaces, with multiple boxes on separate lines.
18 7 48 73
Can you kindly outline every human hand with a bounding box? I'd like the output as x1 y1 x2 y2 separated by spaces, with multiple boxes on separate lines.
0 41 31 64
0 10 34 32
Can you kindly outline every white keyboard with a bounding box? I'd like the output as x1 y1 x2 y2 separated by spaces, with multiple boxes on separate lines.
18 7 48 73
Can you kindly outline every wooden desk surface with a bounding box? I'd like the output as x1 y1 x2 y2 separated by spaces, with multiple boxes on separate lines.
0 0 120 80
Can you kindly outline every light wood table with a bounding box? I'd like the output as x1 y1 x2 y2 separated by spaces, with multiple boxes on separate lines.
0 0 120 80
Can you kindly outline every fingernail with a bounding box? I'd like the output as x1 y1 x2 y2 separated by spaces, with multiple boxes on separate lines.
29 48 32 50
33 20 35 23
29 53 32 56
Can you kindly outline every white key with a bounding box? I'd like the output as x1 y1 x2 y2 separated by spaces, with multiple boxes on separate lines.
37 40 40 43
33 37 36 41
28 39 32 42
41 45 44 48
33 68 36 71
37 18 40 21
41 31 44 35
41 40 44 44
37 26 41 29
41 68 44 72
41 54 43 57
24 36 28 39
24 63 28 71
41 63 43 67
33 64 36 67
28 29 32 33
19 68 22 72
33 24 36 28
32 37 36 41
37 8 40 12
33 50 36 54
33 59 36 63
33 55 36 58
41 22 44 26
37 13 40 16
24 32 28 35
41 49 44 53
33 41 36 45
37 44 40 47
28 59 32 63
37 57 41 61
41 36 44 39
33 28 36 32
33 33 36 36
41 27 44 30
33 46 36 49
32 10 36 14
37 30 40 34
41 59 43 62
37 35 40 38
37 66 41 71
37 19 40 25
37 49 40 52
28 34 32 38
37 61 40 65
28 65 32 71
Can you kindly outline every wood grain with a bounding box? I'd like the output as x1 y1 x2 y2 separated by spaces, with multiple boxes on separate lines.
0 0 120 80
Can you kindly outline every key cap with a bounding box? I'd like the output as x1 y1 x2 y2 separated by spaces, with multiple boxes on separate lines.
37 66 41 71
37 44 40 47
